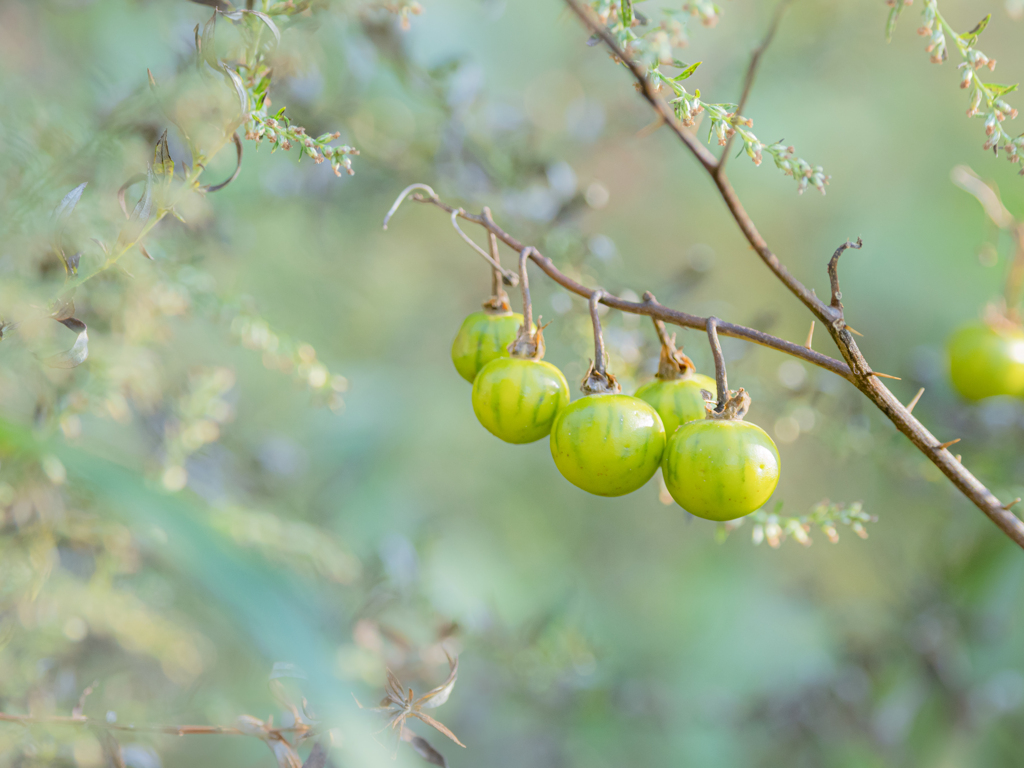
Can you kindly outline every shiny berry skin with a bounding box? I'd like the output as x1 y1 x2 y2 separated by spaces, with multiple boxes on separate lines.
549 394 666 496
471 357 570 444
451 311 524 383
662 419 780 521
947 321 1024 401
634 373 718 436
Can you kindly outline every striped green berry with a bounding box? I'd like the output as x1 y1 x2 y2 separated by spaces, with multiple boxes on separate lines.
663 419 779 521
471 357 570 444
635 373 717 436
550 394 665 497
451 311 523 383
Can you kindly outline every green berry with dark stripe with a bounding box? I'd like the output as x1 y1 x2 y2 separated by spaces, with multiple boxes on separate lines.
663 419 780 521
472 357 570 444
451 311 524 382
549 394 666 497
635 373 718 436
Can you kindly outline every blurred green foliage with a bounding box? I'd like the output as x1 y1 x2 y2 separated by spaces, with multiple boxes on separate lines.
2 1 1024 766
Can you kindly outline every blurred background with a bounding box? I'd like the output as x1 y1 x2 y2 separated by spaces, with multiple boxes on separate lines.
2 0 1024 766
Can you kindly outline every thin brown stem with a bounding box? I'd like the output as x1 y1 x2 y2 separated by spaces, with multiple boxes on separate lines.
518 248 534 334
644 293 675 349
589 289 608 376
705 317 728 412
718 0 792 172
450 209 518 285
484 208 504 300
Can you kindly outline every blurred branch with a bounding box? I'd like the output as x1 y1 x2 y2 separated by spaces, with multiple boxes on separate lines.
556 0 1024 549
719 0 793 170
952 165 1024 315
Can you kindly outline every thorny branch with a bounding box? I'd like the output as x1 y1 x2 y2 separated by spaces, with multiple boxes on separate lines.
561 0 1024 549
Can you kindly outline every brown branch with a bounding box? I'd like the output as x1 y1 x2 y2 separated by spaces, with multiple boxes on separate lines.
561 0 1024 550
399 193 852 379
718 0 793 172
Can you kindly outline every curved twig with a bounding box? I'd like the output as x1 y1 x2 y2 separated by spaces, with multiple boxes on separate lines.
204 133 243 193
827 238 863 313
450 210 519 286
382 183 439 230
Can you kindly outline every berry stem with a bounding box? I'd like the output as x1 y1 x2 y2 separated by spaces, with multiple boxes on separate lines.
705 317 728 413
519 248 535 334
589 289 608 378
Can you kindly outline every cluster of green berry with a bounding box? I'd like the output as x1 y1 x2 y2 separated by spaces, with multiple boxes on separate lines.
450 293 781 522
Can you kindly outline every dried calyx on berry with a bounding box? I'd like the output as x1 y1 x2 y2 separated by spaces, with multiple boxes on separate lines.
655 332 697 380
705 388 751 421
507 319 546 360
580 359 621 395
482 291 512 315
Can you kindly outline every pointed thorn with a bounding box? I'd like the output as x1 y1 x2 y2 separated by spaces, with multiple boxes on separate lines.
906 387 925 414
955 454 962 463
845 324 864 337
804 320 815 349
636 115 665 138
871 371 902 380
1003 497 1021 510
148 68 157 88
937 438 961 450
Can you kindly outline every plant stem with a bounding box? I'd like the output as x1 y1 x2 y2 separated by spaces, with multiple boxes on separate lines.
705 317 728 412
589 290 608 377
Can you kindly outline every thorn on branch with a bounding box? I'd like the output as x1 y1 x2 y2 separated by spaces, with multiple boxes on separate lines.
906 387 925 414
844 324 864 337
827 237 863 314
1003 497 1021 510
870 371 901 380
804 320 815 349
937 438 962 450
